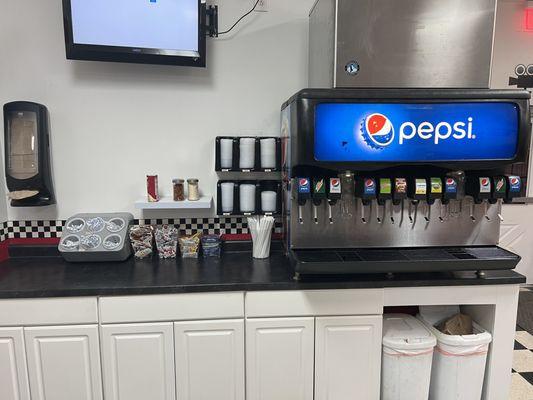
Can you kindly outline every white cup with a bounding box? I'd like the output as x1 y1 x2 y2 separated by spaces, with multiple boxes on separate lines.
239 184 256 213
220 139 233 169
220 182 235 213
239 138 256 169
261 191 277 213
260 138 276 169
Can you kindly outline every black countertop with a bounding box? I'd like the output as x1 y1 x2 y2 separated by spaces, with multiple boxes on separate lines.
0 245 526 299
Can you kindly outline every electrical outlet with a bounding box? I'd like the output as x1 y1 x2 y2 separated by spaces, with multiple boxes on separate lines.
254 0 268 12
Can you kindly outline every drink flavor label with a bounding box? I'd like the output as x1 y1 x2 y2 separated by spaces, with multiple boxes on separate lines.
494 177 506 194
479 177 491 193
364 178 376 196
379 178 392 195
509 176 521 193
329 178 342 194
445 177 458 194
298 178 311 194
430 178 443 194
395 178 407 194
314 179 326 194
415 179 427 195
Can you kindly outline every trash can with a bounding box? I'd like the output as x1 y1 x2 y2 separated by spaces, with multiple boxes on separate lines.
418 315 492 400
382 314 437 400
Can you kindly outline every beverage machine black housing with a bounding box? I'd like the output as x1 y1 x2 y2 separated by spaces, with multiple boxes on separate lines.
281 89 531 277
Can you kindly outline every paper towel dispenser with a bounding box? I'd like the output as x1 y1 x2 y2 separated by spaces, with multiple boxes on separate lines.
3 102 55 207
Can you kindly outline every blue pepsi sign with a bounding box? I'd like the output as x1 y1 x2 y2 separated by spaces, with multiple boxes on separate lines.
314 102 520 162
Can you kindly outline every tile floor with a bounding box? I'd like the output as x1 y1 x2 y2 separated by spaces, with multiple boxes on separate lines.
511 325 533 399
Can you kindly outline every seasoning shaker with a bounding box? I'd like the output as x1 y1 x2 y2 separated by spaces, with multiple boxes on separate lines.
187 178 200 201
172 178 185 201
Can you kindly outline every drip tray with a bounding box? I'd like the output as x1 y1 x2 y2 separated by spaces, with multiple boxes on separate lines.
291 246 521 275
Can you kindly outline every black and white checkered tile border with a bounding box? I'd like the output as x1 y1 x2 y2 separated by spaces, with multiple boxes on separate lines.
0 218 283 240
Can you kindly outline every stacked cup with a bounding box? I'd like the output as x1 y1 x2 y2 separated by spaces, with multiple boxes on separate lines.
239 138 256 169
220 138 234 169
260 138 276 170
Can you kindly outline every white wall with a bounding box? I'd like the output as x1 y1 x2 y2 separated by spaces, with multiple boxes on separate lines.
0 0 315 220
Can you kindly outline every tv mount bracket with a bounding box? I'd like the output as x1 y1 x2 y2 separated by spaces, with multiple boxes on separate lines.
205 5 219 38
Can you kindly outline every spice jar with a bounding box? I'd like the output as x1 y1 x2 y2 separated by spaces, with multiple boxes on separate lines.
187 178 200 201
172 178 185 201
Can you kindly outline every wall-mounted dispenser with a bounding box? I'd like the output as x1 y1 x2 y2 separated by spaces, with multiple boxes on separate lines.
3 102 55 207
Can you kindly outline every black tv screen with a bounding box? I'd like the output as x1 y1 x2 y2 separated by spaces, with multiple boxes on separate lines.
62 0 206 67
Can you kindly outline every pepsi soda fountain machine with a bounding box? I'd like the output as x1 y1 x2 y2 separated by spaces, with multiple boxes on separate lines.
281 89 531 278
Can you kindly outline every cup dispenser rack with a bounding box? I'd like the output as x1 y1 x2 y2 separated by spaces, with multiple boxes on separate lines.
215 136 282 172
217 180 282 216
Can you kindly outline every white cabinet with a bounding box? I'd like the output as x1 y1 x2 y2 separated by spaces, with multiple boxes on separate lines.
100 323 175 400
0 327 30 400
246 317 314 400
315 316 382 400
24 325 103 400
174 319 245 400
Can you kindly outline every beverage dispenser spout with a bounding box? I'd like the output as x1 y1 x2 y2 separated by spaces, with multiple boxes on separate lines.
296 178 311 224
441 177 459 222
312 178 327 224
491 176 507 222
327 177 342 224
356 178 377 224
466 177 492 222
408 179 428 224
377 178 392 224
392 178 408 225
427 178 443 223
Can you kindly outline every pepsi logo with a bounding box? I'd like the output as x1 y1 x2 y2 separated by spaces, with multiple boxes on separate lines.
362 113 395 149
446 178 455 186
365 179 375 188
331 179 340 187
299 178 309 186
481 178 490 187
511 177 520 185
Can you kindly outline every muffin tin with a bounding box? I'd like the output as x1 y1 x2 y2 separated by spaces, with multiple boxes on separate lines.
59 213 134 262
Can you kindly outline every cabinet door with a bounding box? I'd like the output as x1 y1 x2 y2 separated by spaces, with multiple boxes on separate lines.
24 325 103 400
0 327 30 400
246 317 314 400
174 319 244 400
101 323 175 400
315 316 382 400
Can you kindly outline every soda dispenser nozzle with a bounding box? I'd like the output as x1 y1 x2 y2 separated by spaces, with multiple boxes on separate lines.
441 177 459 222
408 178 427 224
427 178 443 223
327 177 342 224
466 177 492 222
377 178 392 224
296 178 311 224
491 176 507 222
312 178 327 224
392 178 408 224
356 178 377 224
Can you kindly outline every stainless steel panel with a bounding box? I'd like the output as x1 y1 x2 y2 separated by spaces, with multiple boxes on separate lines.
289 185 501 249
309 0 336 88
333 0 496 88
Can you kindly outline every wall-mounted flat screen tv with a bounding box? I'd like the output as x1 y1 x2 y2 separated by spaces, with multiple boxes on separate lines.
62 0 206 67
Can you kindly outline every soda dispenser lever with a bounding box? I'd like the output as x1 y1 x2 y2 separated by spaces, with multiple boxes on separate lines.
377 178 392 224
296 178 311 224
356 178 377 224
392 178 408 224
427 178 443 223
327 177 342 224
466 177 492 222
442 177 459 222
491 176 507 222
408 178 427 224
312 178 327 224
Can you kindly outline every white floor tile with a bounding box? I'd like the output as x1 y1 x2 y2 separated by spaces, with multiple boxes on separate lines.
513 350 533 373
510 374 533 400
